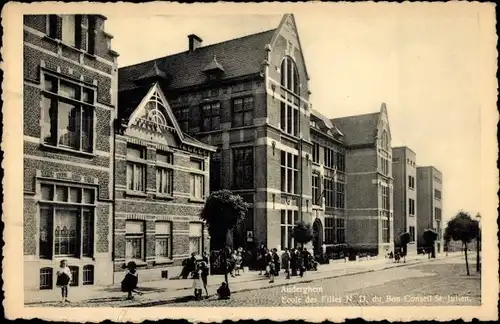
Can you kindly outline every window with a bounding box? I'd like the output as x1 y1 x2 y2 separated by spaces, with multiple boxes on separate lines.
233 97 254 127
127 145 146 192
281 151 299 194
201 102 220 132
190 159 205 199
335 182 345 209
409 226 415 242
409 198 415 216
324 147 335 169
324 178 335 207
381 130 389 151
280 101 299 136
336 152 345 172
382 185 390 210
392 157 400 163
434 207 442 221
335 218 346 243
434 189 441 200
279 57 300 137
210 152 221 192
156 151 173 195
40 268 53 290
312 174 320 205
233 148 253 189
280 56 300 96
175 107 189 133
42 74 95 153
382 218 390 243
61 15 76 47
380 156 389 175
312 142 320 163
435 220 441 239
155 222 172 259
69 266 79 286
47 15 58 39
189 222 203 255
125 221 144 261
39 184 95 259
324 217 334 244
281 209 299 249
83 265 94 285
408 175 415 189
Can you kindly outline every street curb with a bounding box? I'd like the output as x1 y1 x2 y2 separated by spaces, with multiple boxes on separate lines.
125 255 461 307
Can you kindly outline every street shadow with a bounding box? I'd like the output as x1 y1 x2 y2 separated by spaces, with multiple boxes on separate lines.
101 286 167 293
124 295 218 307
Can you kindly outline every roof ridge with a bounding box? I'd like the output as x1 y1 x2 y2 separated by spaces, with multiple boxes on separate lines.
119 28 276 70
330 111 380 121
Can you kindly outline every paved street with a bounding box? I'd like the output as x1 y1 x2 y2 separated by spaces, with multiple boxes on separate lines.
157 256 480 307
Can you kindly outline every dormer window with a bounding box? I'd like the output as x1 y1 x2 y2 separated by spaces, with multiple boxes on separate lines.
203 55 225 81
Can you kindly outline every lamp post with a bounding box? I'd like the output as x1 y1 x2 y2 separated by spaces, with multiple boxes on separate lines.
475 213 481 272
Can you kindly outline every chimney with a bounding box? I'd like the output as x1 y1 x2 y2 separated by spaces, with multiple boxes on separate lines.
188 34 203 51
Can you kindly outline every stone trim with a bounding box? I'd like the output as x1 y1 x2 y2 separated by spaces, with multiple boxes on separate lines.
25 154 110 172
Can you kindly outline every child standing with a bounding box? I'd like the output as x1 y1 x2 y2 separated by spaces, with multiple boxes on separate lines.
56 260 72 304
200 261 209 298
234 251 242 276
121 261 143 300
192 263 204 300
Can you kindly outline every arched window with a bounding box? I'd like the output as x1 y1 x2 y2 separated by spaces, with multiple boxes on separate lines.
381 130 389 150
145 92 168 130
280 56 300 96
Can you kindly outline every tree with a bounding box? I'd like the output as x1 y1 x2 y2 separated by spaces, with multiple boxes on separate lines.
399 232 411 263
292 221 314 247
199 190 249 287
445 211 479 276
423 229 439 259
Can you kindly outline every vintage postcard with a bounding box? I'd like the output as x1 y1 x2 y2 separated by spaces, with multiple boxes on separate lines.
2 1 498 322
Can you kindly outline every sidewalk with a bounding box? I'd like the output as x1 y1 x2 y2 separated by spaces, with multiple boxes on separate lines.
25 252 461 307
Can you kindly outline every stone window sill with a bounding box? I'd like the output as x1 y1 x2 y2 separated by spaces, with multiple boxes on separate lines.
40 143 95 158
155 193 174 201
189 197 205 204
155 258 174 265
126 190 147 198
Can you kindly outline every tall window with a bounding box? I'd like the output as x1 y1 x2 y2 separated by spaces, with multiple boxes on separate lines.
155 222 172 259
280 56 300 96
279 57 300 136
42 74 95 153
335 218 346 243
125 221 144 261
324 177 335 207
409 198 415 216
435 220 441 239
127 145 146 192
280 102 299 136
281 151 299 194
61 15 76 47
324 147 335 169
335 182 345 209
434 207 442 221
189 222 203 255
210 152 221 192
382 219 390 243
409 226 415 242
281 209 298 249
381 130 389 150
312 173 320 205
382 185 390 210
233 148 253 189
175 107 189 133
336 152 345 172
190 159 205 199
312 142 320 163
233 97 254 127
156 151 173 195
39 184 95 259
324 217 334 244
434 189 442 200
201 102 220 132
380 156 389 175
408 175 415 189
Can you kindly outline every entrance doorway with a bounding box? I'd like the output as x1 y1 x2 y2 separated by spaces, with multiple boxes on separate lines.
313 218 323 256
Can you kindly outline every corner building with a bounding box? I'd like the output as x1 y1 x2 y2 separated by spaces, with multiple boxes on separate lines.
119 14 313 251
392 146 418 255
23 14 119 290
416 166 443 253
331 104 394 256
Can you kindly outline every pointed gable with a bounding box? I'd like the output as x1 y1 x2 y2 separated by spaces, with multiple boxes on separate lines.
127 83 185 142
330 112 380 147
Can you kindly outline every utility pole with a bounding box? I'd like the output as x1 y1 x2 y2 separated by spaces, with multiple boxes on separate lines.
476 213 481 272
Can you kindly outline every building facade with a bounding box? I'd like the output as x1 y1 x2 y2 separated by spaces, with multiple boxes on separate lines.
392 146 417 255
416 166 443 253
23 14 119 290
331 104 394 256
118 14 314 252
309 109 347 256
114 82 215 282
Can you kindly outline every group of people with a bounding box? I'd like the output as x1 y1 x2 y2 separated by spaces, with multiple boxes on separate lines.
387 251 403 263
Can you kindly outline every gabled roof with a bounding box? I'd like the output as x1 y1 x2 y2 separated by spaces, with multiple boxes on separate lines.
136 60 168 81
330 112 381 147
202 55 225 73
118 29 276 92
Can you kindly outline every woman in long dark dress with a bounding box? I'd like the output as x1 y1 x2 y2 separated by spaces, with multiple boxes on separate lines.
121 261 143 300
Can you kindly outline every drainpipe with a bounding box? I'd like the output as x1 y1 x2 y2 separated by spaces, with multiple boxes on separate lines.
111 119 117 285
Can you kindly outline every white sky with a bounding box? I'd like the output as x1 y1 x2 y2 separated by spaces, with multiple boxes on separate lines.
105 5 495 223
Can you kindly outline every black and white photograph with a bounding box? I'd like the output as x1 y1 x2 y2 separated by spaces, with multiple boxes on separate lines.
2 1 498 322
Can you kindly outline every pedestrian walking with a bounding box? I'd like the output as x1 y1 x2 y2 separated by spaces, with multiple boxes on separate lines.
234 251 242 276
268 254 276 283
272 248 280 277
281 248 291 279
290 248 298 276
192 263 204 300
56 259 72 304
298 248 306 278
257 244 266 275
200 261 209 298
121 261 143 300
264 249 272 277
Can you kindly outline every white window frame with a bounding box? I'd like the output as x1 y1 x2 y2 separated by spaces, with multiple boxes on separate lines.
281 151 299 194
126 145 147 193
155 221 172 260
189 222 203 255
125 221 145 262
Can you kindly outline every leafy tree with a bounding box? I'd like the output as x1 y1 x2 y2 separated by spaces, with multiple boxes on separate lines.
292 221 314 247
423 229 439 259
445 211 479 276
399 232 411 263
199 190 249 287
